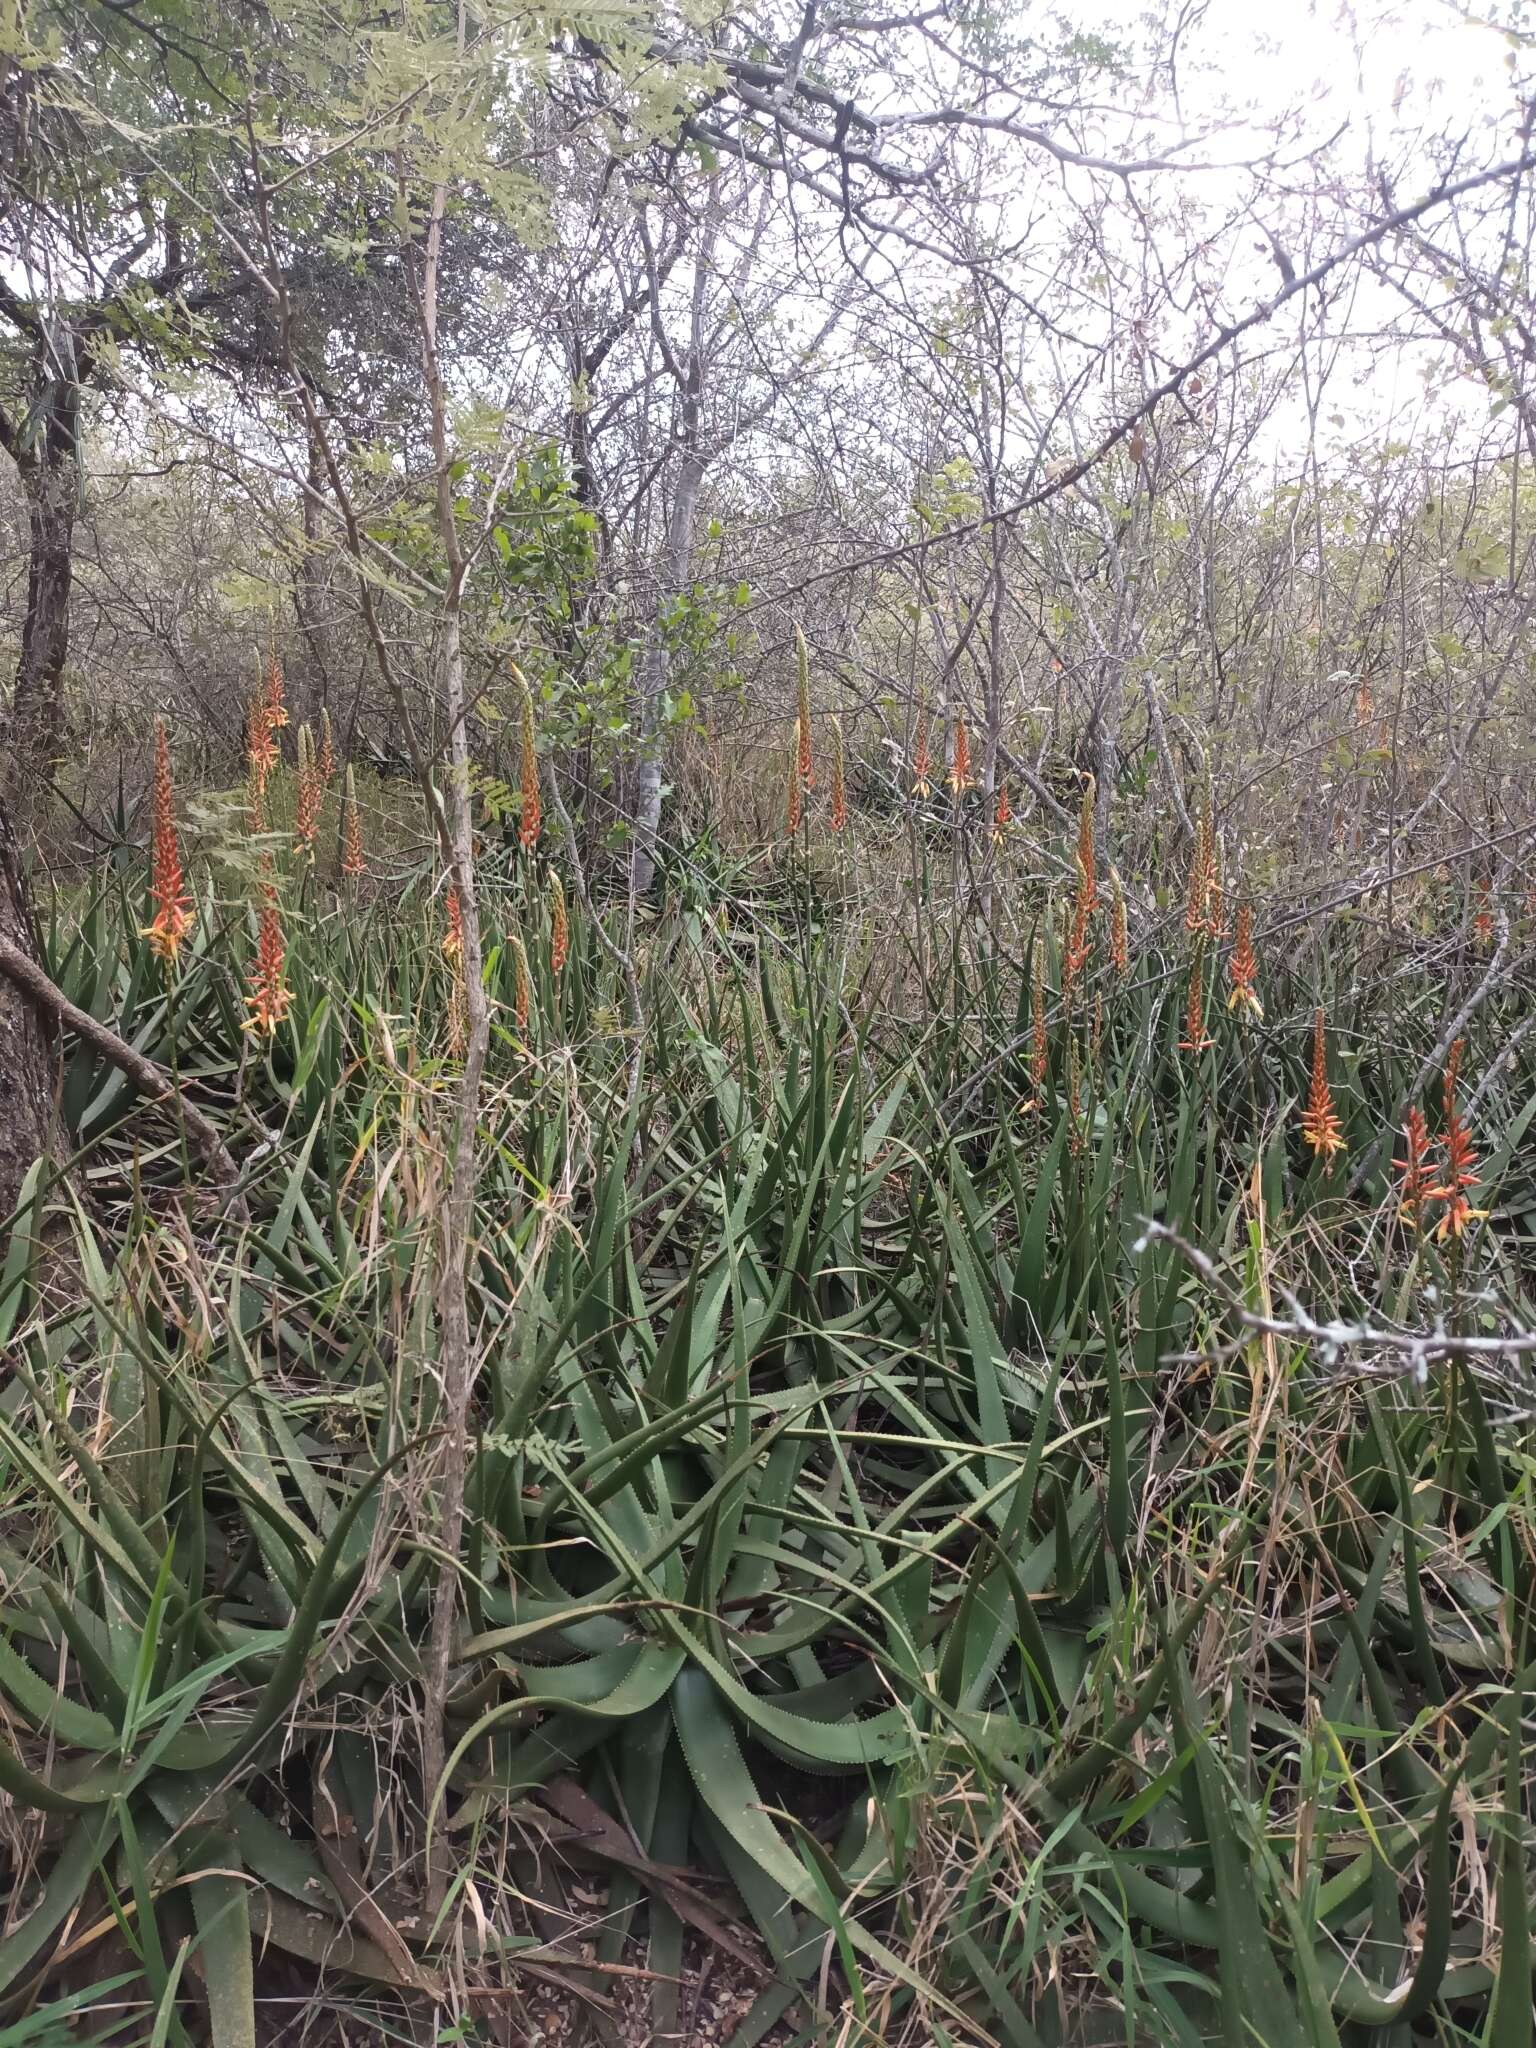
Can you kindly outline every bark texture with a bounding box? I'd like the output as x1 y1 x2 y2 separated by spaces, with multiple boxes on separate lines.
1 352 82 802
0 806 61 1225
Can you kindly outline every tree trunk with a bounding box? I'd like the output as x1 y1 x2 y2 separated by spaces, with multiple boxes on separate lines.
0 802 62 1224
294 422 332 727
630 209 719 902
630 445 705 899
5 448 78 798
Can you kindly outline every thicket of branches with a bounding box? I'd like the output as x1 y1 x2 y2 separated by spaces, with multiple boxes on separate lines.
1 6 1535 2047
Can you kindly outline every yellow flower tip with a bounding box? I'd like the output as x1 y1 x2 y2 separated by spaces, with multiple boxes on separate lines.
140 909 193 967
1436 1202 1489 1241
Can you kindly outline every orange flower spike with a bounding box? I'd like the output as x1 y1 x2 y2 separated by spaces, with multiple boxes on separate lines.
1443 1037 1463 1102
1428 1038 1487 1240
341 766 366 879
1394 1105 1433 1226
317 708 336 786
1109 867 1129 977
911 702 931 797
517 670 541 851
442 882 465 968
992 782 1011 848
262 652 288 733
445 977 466 1057
142 722 193 967
795 628 814 790
949 715 972 795
786 745 803 836
549 871 569 976
1471 879 1494 945
245 889 293 1038
246 689 277 800
1074 774 1098 913
1300 1007 1347 1169
829 716 847 832
511 935 532 1033
1184 806 1212 937
1177 944 1214 1054
1227 901 1262 1018
1061 776 1098 995
294 724 323 853
1062 885 1092 996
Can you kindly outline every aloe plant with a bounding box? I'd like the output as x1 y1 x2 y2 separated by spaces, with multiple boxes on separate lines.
1 854 1531 2045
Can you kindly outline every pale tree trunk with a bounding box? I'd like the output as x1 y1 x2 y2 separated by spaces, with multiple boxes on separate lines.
629 207 719 901
293 420 332 727
403 61 492 1917
630 443 705 898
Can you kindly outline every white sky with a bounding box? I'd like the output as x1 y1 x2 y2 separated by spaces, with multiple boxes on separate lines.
1080 0 1529 466
1145 0 1516 153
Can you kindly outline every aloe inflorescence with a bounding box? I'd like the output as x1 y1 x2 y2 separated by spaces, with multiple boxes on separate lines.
2 776 1532 2048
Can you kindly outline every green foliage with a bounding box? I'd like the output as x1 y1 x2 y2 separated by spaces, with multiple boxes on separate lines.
1 841 1533 2044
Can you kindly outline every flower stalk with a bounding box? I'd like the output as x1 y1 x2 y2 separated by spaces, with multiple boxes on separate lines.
142 722 193 969
1300 1008 1346 1168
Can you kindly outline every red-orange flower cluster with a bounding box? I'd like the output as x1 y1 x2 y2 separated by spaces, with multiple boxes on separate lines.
294 724 323 854
1062 775 1098 994
245 889 292 1038
442 883 465 967
442 883 467 1054
519 677 541 851
512 935 532 1033
786 746 803 835
1394 1106 1433 1226
1394 1043 1488 1240
992 782 1011 847
1300 1008 1346 1169
1427 1040 1485 1240
1185 796 1217 939
1178 945 1214 1055
142 723 193 968
1226 901 1261 1018
549 871 569 976
949 716 972 795
1471 879 1494 946
246 653 288 807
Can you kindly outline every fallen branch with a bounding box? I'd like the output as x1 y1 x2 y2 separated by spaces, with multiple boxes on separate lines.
0 932 247 1218
1136 1219 1536 1376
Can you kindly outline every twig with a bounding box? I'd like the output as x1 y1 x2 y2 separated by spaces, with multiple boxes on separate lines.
1137 1219 1536 1372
